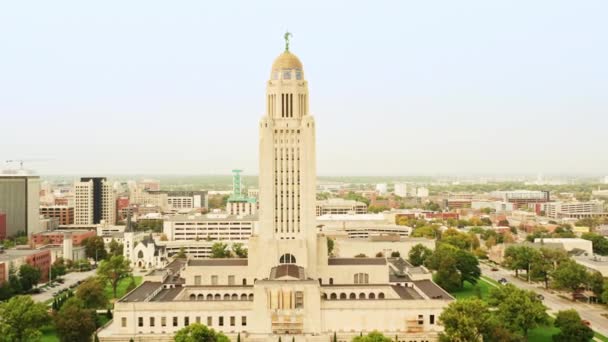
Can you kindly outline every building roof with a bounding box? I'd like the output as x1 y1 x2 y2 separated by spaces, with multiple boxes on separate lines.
188 259 248 267
166 214 258 222
413 280 453 300
391 285 423 300
272 51 303 70
270 264 305 280
120 281 163 302
328 258 387 266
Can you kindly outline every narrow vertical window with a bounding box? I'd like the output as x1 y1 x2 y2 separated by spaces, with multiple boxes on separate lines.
290 94 293 117
281 94 285 117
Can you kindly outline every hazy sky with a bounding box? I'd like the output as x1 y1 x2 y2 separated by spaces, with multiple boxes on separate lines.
1 1 607 176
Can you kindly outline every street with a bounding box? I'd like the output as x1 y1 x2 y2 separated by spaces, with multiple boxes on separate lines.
481 263 608 337
31 269 96 303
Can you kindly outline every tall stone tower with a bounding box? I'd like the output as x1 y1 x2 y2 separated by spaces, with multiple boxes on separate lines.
255 34 318 276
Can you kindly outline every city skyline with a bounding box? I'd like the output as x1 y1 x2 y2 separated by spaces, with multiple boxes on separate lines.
2 0 607 175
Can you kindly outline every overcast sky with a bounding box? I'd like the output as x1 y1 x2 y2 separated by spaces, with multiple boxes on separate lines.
1 0 607 176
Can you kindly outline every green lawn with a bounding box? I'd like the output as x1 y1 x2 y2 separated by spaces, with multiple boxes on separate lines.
40 325 59 342
103 275 142 299
528 325 560 342
595 332 608 342
449 279 493 300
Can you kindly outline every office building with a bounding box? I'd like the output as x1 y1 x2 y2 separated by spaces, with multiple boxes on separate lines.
40 205 74 225
74 177 116 225
0 172 41 236
315 198 367 216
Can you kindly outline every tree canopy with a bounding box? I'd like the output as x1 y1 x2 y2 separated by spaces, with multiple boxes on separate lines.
54 297 97 342
76 277 109 309
552 310 594 342
352 331 393 342
97 255 132 298
487 284 549 338
0 295 50 342
439 299 495 342
174 323 230 342
408 244 433 266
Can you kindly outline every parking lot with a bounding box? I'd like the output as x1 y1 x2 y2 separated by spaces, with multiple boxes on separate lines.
31 269 96 303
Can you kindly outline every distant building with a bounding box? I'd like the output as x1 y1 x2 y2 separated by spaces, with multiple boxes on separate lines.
31 229 95 247
74 177 116 225
316 198 367 216
394 183 407 197
0 247 52 284
163 213 256 241
0 172 41 236
375 183 388 195
0 212 6 240
40 205 74 225
490 190 550 209
416 187 429 198
543 200 606 219
471 201 514 212
226 170 257 216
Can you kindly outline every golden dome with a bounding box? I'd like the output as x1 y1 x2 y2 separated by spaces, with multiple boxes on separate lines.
271 51 303 71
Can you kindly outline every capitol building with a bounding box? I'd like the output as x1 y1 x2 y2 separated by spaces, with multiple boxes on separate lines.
98 37 451 342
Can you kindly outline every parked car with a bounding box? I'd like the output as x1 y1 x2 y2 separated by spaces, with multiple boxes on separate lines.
537 294 544 300
498 278 508 285
491 267 499 271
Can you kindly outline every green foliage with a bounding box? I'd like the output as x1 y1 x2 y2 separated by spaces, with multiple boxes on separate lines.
425 244 480 291
354 253 367 258
390 251 400 257
455 249 481 287
503 245 541 280
440 228 479 250
51 258 67 280
410 225 440 239
423 201 441 211
587 271 604 298
530 248 567 289
438 299 494 342
344 191 370 206
173 323 230 342
76 278 108 309
82 236 108 262
408 244 433 266
581 232 608 256
97 255 132 298
19 264 41 292
552 310 594 342
231 243 248 258
487 284 549 337
327 238 335 256
552 259 588 297
0 295 50 342
176 247 187 259
133 219 164 232
54 297 97 342
352 331 392 342
108 239 124 257
210 242 231 258
368 205 389 213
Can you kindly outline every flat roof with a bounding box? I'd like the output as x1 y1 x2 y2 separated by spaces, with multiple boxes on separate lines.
167 214 258 222
121 282 163 302
328 258 386 266
413 280 453 300
188 259 248 266
0 248 48 261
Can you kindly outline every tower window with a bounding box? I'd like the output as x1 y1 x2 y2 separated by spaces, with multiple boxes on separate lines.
279 253 296 264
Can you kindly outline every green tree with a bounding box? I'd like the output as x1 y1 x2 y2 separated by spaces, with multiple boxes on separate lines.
210 242 231 258
586 271 604 299
455 249 481 287
530 247 568 289
425 244 461 291
76 278 108 309
51 257 67 280
82 236 108 263
176 247 187 259
0 295 50 342
352 331 392 342
327 238 335 256
552 310 594 342
408 244 433 266
552 260 588 300
0 281 14 301
108 239 124 257
581 232 608 255
97 255 132 298
174 323 230 342
488 284 549 338
18 264 41 292
440 228 479 250
438 299 495 342
54 297 97 342
7 264 22 294
503 245 540 281
231 243 248 258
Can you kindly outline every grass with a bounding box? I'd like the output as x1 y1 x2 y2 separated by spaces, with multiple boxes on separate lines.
449 279 493 300
595 332 608 342
40 325 59 342
103 275 142 299
528 325 560 342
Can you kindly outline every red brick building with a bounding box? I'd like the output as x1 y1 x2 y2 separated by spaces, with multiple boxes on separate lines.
40 206 74 225
0 262 6 284
0 248 52 284
25 249 52 283
31 230 95 246
54 197 69 206
116 196 130 220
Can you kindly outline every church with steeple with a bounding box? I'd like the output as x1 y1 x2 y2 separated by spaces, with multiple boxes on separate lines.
98 35 451 342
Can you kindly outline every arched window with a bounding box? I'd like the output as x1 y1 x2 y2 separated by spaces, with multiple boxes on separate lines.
242 278 247 285
189 294 196 301
378 292 385 299
197 294 204 301
279 253 296 264
339 293 347 300
330 293 337 300
137 250 144 259
318 278 322 285
231 294 238 300
241 293 248 301
359 293 366 299
322 293 328 299
248 294 254 301
369 293 376 299
207 294 213 300
224 294 230 300
329 278 334 285
349 293 356 299
214 294 221 300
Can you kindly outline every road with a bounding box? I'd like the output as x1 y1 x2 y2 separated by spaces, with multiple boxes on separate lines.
481 263 608 337
31 269 96 303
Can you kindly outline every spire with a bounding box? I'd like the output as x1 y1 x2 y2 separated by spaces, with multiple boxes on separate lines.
284 31 292 51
